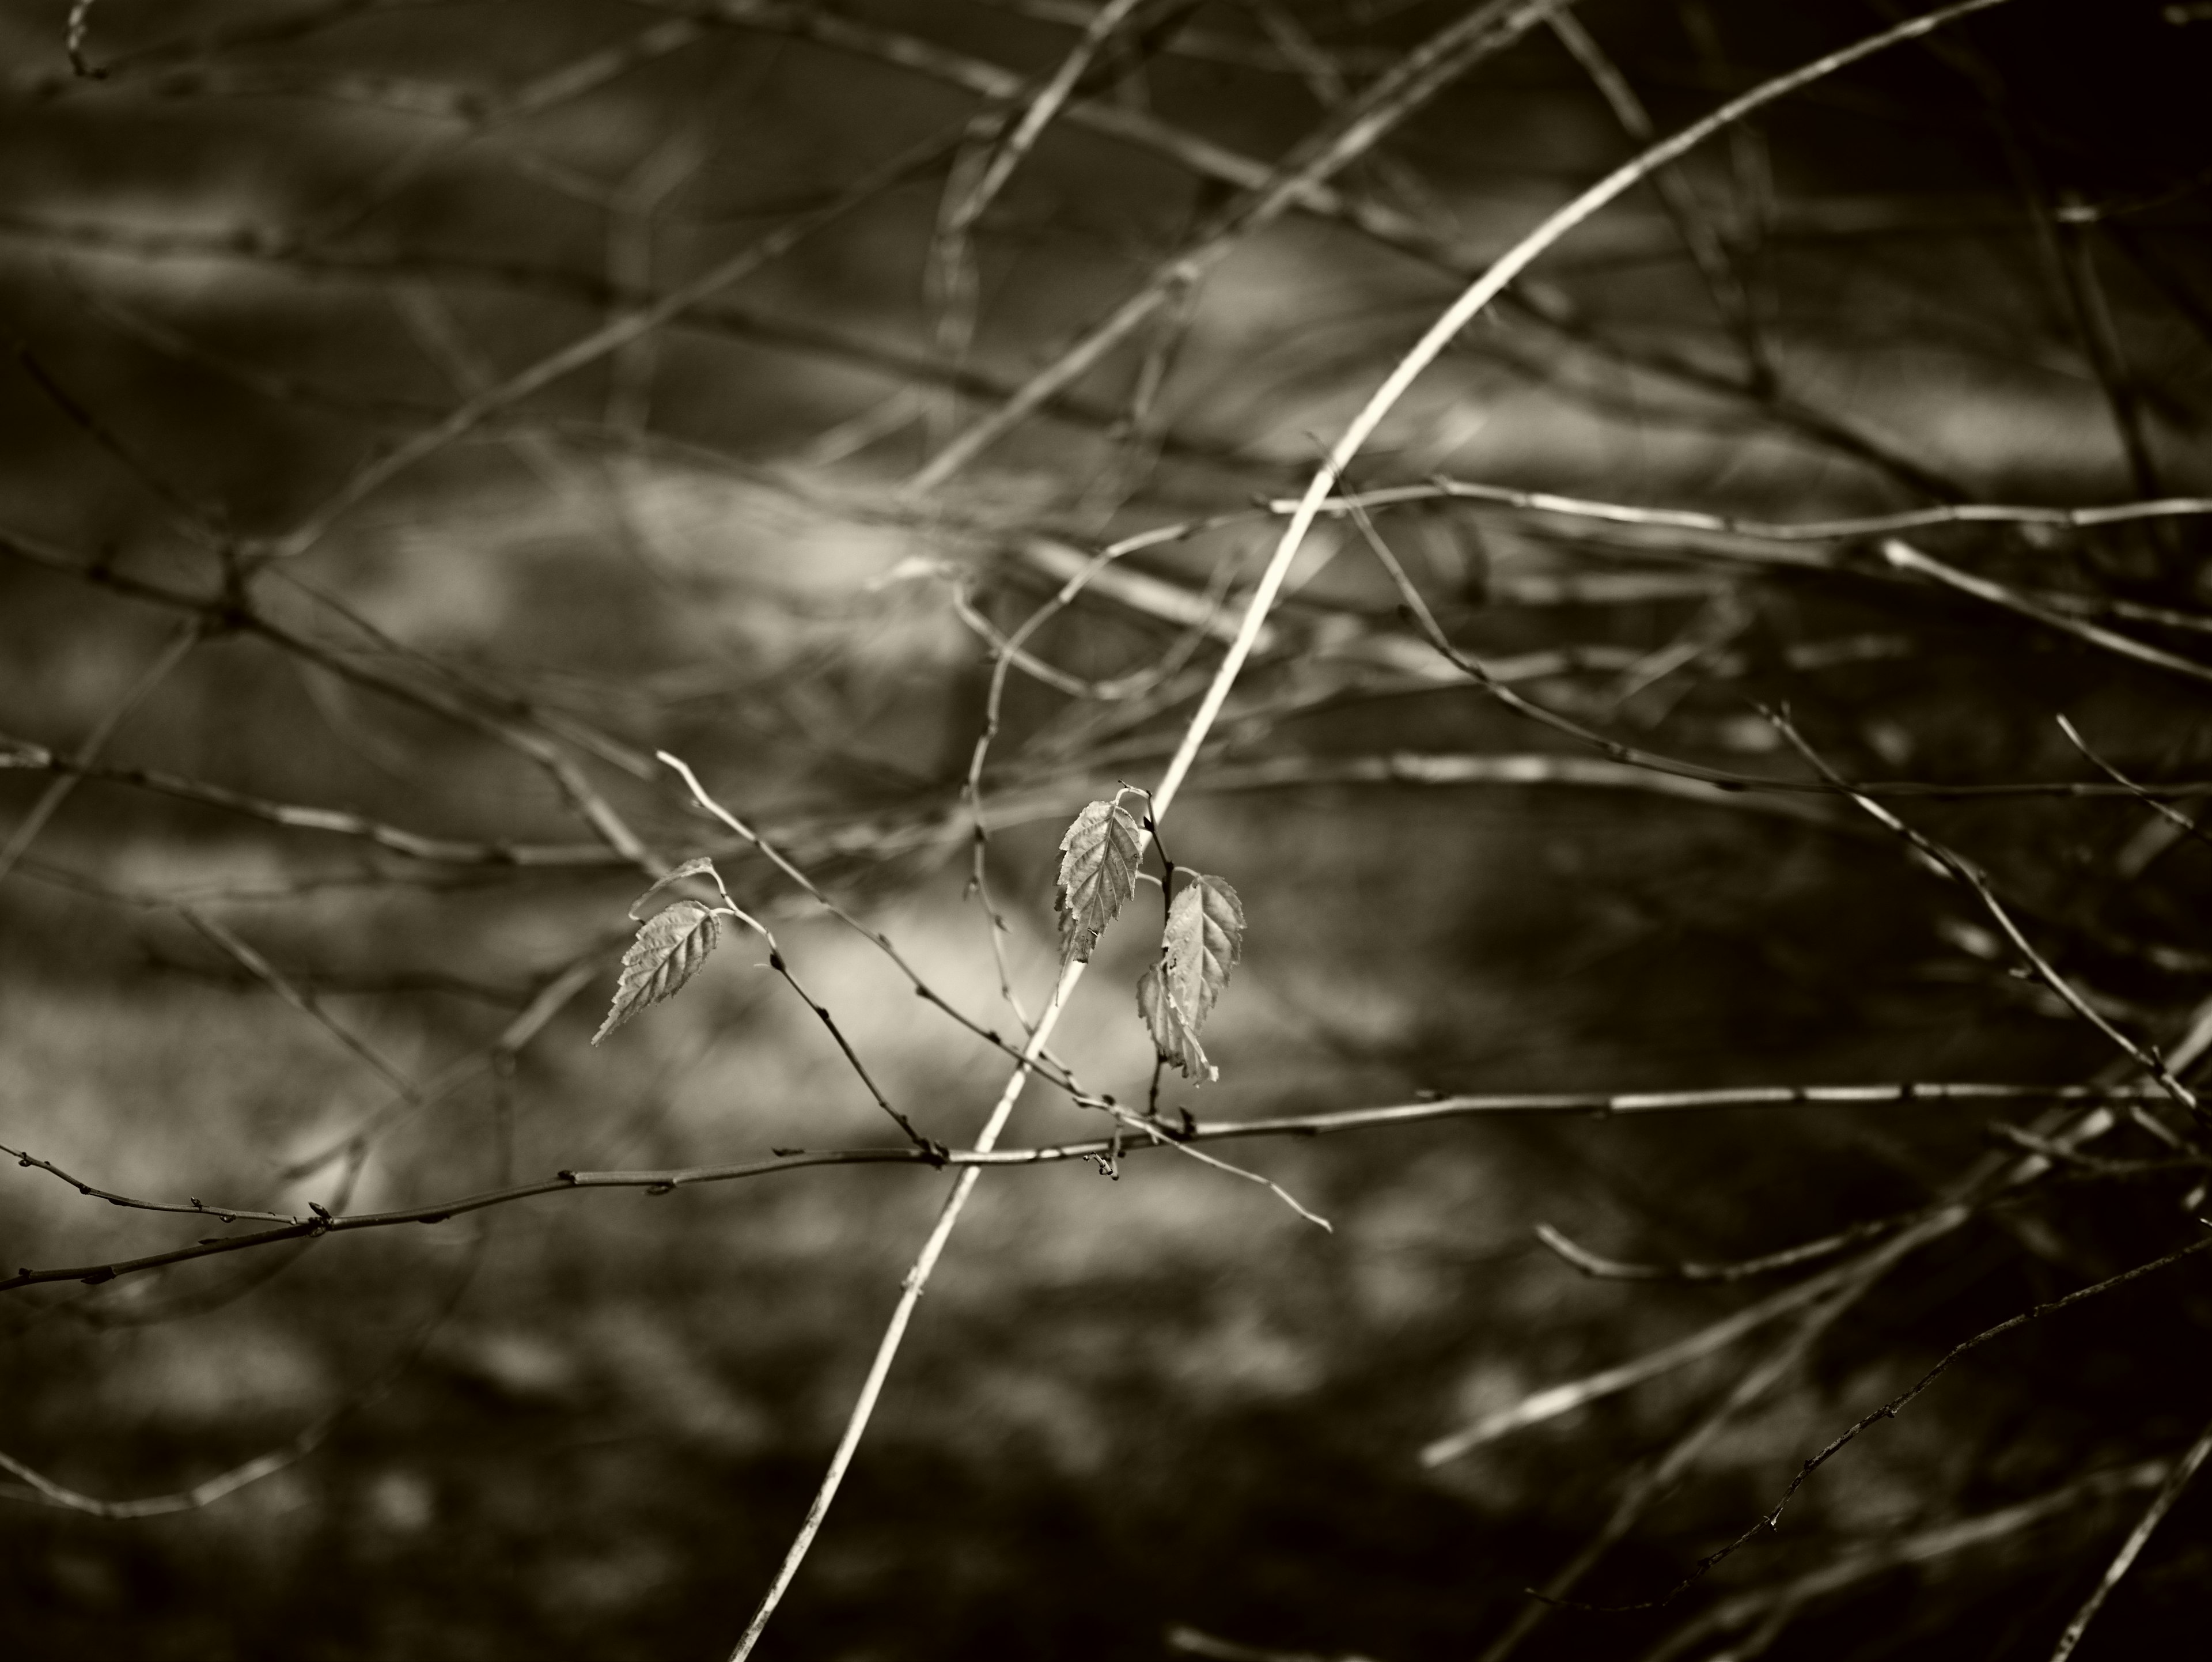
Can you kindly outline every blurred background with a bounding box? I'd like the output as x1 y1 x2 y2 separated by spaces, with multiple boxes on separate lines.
4 1 2212 1657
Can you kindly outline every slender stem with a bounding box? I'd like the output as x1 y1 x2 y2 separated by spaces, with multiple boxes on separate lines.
2050 1408 2212 1661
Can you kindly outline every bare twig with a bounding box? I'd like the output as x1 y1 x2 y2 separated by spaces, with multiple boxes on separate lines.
2058 713 2212 862
1478 1259 1878 1662
1883 539 2212 690
0 742 619 867
0 618 199 887
1532 1210 1924 1284
269 123 966 559
1639 1460 2173 1662
908 0 1576 489
1548 10 1768 380
3 1144 296 1226
639 0 1967 495
1 1079 2161 1295
2 1429 324 1521
1422 1252 1870 1466
657 751 1085 1098
2048 1410 2212 1660
1627 1232 2212 1612
1286 478 2212 546
1767 709 2202 1118
180 907 422 1101
624 838 939 1151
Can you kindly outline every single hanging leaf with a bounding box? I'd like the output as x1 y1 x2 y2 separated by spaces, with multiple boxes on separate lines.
628 855 721 921
1161 872 1243 1032
1055 798 1143 964
1138 961 1212 1082
1139 872 1244 1081
593 898 722 1044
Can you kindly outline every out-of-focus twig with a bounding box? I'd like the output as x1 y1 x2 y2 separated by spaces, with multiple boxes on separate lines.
2048 1410 2212 1660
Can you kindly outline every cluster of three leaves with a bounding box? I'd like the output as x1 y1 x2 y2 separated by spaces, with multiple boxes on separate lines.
593 811 1244 1080
1056 798 1245 1083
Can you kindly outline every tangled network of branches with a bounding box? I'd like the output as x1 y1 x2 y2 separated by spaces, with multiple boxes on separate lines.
5 1 2212 1657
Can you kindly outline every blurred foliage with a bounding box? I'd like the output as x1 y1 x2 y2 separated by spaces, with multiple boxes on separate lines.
3 1 2212 1659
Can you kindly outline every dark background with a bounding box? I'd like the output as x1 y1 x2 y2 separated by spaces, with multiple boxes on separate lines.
4 2 2212 1657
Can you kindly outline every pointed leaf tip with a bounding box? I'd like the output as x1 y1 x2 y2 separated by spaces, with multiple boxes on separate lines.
1055 799 1143 964
593 898 722 1044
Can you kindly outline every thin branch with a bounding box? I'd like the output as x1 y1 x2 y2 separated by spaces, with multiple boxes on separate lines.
4 1220 483 1517
180 907 422 1101
0 517 666 869
1767 709 2202 1118
1640 1460 2173 1662
650 846 940 1152
0 618 199 887
2058 714 2212 860
1883 538 2212 690
1 1429 324 1521
958 543 1131 1031
276 957 600 1183
7 216 1265 475
1287 478 2212 546
235 599 661 869
953 0 1148 236
1422 1252 1870 1466
641 0 1968 497
1548 10 1768 381
2 1144 296 1226
908 0 1575 489
0 1080 2165 1295
290 17 714 250
1478 1050 2177 1655
1531 1209 1925 1284
1479 1258 1878 1662
2048 1410 2212 1661
657 751 1086 1097
267 122 966 559
1623 1232 2212 1612
1141 0 2025 839
12 343 209 531
2051 195 2164 501
719 242 1358 1644
0 740 619 866
24 0 419 94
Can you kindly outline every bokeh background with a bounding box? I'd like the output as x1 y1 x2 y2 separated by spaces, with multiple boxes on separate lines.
5 2 2212 1658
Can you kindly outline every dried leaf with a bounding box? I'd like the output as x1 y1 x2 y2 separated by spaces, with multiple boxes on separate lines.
628 855 721 921
1162 872 1243 1029
593 898 721 1044
1138 961 1212 1083
1055 798 1143 964
1140 873 1243 1081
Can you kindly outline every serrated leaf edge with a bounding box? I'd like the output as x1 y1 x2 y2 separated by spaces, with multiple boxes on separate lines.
1139 871 1242 1082
1055 798 1143 965
593 898 722 1044
1138 961 1215 1082
1161 872 1243 1031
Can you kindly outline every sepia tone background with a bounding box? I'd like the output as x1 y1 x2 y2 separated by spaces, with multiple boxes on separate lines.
3 2 2212 1657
